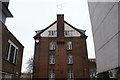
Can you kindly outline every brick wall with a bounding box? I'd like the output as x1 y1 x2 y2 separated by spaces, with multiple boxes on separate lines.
2 22 24 78
33 36 89 79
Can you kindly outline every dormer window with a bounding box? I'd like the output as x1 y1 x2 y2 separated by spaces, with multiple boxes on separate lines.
48 31 57 36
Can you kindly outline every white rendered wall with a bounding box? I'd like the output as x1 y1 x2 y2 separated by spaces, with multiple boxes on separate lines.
41 23 57 37
40 23 81 37
64 23 81 37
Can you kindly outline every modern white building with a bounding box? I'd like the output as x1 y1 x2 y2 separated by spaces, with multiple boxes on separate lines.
88 2 120 78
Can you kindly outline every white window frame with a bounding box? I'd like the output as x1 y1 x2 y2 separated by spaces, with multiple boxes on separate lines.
49 69 55 80
48 31 57 36
49 41 56 50
7 40 18 63
64 30 74 36
49 54 55 64
67 41 72 50
67 54 73 64
67 69 74 80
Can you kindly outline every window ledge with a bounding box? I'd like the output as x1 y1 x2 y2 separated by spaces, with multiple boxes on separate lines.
4 59 17 65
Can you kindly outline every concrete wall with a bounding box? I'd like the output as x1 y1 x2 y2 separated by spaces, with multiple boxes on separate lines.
88 2 119 73
118 2 120 68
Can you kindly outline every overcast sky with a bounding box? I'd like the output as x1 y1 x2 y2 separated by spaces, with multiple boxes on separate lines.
5 0 95 72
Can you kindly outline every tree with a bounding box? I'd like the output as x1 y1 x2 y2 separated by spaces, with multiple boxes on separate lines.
26 57 33 73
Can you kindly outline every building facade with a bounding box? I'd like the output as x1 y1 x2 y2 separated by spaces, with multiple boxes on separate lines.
88 2 120 78
0 1 24 79
89 59 96 78
33 14 89 79
21 73 32 80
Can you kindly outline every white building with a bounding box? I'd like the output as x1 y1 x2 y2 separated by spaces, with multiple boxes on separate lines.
88 2 120 78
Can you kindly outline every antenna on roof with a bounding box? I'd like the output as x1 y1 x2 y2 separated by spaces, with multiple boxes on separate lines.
56 3 66 14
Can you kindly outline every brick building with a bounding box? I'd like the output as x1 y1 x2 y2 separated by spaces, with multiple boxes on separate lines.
0 1 24 79
33 14 89 79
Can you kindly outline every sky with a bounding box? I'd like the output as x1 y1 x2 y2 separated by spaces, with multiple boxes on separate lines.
5 0 95 72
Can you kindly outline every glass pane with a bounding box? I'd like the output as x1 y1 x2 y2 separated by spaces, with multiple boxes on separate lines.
14 49 18 63
67 54 73 64
49 41 56 50
6 42 10 59
9 45 15 62
67 69 73 79
49 69 55 79
49 54 55 64
67 41 72 50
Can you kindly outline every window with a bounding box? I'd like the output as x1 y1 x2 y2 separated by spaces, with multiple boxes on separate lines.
49 41 56 50
49 54 55 64
66 41 72 50
48 31 57 36
67 54 73 64
64 30 74 36
49 69 55 80
6 40 18 63
67 69 74 80
64 31 69 35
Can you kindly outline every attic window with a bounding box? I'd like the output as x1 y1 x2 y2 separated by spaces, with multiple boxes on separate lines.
64 30 74 36
48 31 57 36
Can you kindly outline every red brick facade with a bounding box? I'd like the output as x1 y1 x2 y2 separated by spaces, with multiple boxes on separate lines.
33 14 89 79
1 21 24 78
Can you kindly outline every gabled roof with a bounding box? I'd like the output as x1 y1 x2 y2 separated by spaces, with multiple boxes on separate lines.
34 21 57 38
34 20 86 38
64 21 86 35
35 29 44 35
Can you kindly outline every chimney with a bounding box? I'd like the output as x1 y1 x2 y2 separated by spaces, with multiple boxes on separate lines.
57 14 64 38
